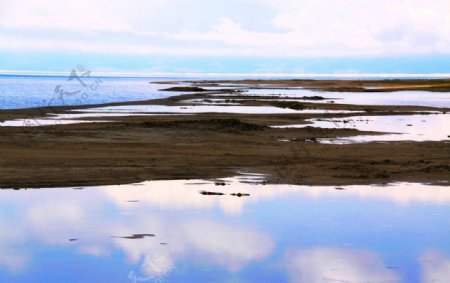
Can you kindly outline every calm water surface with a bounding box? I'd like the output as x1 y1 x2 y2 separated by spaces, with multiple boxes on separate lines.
274 114 450 143
0 177 449 282
2 75 450 109
0 75 183 109
243 89 450 108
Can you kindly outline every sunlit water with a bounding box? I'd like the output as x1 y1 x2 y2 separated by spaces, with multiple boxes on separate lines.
0 75 183 109
241 89 450 108
76 105 360 115
274 114 450 143
0 106 361 127
2 76 450 110
0 177 449 282
0 113 191 127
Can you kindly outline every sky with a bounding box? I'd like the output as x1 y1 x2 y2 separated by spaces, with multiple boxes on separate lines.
1 0 450 75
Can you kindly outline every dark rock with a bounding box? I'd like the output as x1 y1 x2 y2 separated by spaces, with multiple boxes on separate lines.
160 86 207 92
230 193 250 197
112 234 155 239
200 191 224 196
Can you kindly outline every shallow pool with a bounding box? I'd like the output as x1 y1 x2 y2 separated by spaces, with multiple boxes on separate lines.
0 176 449 282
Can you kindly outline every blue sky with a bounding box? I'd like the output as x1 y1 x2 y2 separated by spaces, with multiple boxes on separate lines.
1 0 450 75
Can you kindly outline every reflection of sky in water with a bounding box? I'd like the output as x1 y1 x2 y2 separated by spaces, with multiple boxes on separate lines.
243 89 450 108
275 114 450 143
0 119 106 127
0 114 190 127
1 178 450 282
76 105 359 115
0 106 360 127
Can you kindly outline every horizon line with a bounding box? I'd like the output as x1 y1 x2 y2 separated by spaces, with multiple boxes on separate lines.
1 69 450 79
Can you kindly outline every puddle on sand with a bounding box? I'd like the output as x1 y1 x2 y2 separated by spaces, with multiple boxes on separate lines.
0 106 359 127
0 113 191 127
0 119 107 127
0 177 449 282
76 104 360 115
274 114 450 143
241 88 450 108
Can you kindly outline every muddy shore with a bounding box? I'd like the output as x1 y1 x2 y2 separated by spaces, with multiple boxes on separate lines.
0 79 449 188
180 77 450 92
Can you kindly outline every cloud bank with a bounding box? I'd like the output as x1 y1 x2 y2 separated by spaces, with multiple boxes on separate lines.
0 0 449 57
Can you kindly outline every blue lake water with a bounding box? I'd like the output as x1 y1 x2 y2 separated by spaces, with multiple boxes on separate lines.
0 178 449 282
2 75 450 109
0 75 185 109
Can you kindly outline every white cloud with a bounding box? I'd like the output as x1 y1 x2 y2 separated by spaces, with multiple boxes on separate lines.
0 0 133 34
173 0 450 56
0 0 449 56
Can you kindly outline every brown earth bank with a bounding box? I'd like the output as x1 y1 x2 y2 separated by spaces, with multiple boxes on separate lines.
0 79 449 188
169 77 450 92
0 114 448 189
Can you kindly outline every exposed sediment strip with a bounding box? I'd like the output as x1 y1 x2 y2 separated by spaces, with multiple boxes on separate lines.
0 79 449 188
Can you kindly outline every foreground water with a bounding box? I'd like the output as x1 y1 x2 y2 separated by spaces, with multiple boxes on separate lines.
0 176 449 283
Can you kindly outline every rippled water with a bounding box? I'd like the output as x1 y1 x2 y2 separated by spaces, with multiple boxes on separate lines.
0 75 182 109
0 177 449 282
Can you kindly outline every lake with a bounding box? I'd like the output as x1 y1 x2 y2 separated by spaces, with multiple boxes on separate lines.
1 177 449 282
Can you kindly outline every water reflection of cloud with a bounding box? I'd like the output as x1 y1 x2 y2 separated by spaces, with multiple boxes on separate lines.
420 250 450 283
0 218 29 273
0 247 29 274
180 219 273 271
301 183 450 206
0 189 115 272
0 178 449 280
27 201 86 244
111 214 274 276
285 247 399 283
0 184 274 276
102 180 450 216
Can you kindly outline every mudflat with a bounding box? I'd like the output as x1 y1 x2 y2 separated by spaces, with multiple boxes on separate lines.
0 79 449 188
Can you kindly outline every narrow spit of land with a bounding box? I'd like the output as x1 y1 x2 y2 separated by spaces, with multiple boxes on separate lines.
0 78 449 188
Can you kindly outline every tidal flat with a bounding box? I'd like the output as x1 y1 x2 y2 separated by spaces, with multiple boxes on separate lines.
0 78 449 282
0 78 449 188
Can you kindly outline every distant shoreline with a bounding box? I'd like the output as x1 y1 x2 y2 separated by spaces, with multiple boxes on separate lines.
2 71 450 79
160 77 450 92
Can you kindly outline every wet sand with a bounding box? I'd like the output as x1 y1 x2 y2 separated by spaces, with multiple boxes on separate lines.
180 77 450 92
0 79 449 188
